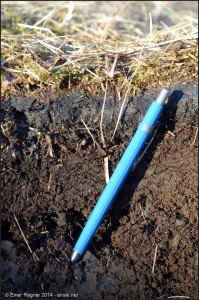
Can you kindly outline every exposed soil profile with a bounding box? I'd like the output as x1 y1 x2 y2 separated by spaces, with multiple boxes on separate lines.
1 82 198 300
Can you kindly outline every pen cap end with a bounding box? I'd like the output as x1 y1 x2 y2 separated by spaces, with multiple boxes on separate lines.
155 88 169 105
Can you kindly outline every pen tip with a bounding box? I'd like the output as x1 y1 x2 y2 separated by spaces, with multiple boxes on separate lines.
70 250 82 265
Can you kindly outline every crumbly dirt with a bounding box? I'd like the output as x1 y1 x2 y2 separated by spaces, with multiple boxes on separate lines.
1 82 198 300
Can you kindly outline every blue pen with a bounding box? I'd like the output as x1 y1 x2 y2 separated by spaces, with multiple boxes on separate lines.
70 88 169 264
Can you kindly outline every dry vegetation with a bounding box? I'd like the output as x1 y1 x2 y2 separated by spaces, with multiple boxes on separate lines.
1 1 198 99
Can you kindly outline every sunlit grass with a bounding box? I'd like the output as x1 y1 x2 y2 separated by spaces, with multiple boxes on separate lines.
1 1 198 98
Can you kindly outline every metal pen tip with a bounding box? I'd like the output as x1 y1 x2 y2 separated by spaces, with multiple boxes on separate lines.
70 250 83 265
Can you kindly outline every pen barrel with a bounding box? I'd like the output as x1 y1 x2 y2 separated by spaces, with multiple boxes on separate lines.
74 100 165 255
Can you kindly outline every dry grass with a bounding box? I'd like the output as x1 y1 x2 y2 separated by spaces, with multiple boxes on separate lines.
1 1 198 98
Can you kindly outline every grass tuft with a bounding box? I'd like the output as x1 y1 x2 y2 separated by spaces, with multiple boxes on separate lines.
1 1 198 98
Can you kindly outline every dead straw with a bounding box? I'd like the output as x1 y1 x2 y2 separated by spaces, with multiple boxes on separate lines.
1 1 197 97
104 156 110 184
100 80 108 149
152 244 158 274
191 126 198 147
81 118 106 156
14 214 39 261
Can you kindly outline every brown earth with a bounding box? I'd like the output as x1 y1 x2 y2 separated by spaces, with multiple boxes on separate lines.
1 82 198 300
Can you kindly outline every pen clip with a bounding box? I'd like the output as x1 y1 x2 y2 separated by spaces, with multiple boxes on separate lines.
132 122 160 170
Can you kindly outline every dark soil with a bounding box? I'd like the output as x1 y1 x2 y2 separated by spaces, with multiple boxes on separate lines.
1 82 198 300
